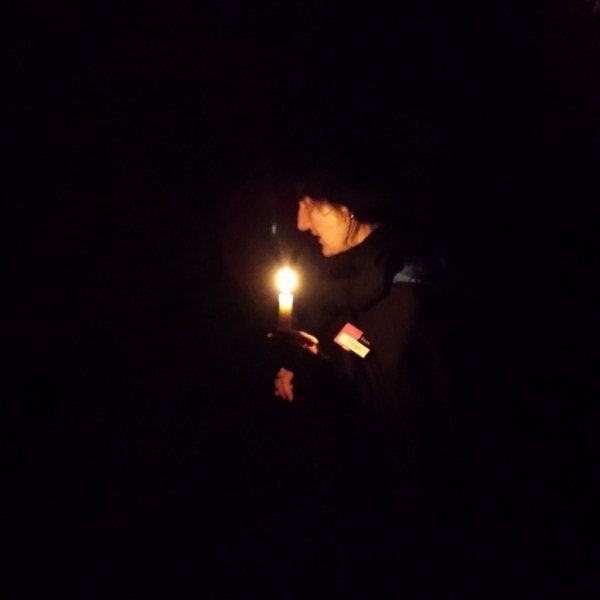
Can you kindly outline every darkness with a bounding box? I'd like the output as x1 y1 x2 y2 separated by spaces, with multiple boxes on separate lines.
4 1 598 597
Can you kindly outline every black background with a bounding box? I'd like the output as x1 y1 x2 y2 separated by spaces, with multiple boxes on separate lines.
4 1 599 597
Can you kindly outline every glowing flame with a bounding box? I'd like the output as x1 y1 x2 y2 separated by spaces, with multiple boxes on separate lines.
276 267 297 294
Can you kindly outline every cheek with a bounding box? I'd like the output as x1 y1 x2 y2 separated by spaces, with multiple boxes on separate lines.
323 220 348 252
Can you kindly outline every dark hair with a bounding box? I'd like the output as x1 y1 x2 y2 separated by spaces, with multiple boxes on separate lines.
296 167 392 224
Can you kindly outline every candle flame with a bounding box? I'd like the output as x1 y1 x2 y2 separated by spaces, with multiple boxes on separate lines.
276 267 297 294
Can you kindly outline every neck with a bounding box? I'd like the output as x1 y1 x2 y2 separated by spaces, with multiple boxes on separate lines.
348 223 377 248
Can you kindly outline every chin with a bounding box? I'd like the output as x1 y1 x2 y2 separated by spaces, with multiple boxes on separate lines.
321 246 342 257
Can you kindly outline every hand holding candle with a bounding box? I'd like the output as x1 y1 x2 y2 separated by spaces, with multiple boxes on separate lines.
276 267 297 331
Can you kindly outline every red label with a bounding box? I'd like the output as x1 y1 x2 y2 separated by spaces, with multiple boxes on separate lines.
334 322 363 344
334 322 371 357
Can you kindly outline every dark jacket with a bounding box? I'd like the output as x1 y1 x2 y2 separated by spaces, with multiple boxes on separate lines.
287 227 459 591
296 228 455 473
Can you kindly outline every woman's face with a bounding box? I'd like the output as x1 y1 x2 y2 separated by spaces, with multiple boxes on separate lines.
297 196 350 256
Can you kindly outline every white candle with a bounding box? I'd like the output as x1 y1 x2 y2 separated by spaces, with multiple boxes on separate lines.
276 267 297 331
278 292 293 331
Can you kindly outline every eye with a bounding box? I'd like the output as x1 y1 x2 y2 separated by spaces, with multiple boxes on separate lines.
299 198 313 212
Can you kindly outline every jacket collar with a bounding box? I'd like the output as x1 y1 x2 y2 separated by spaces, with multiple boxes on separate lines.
314 226 402 316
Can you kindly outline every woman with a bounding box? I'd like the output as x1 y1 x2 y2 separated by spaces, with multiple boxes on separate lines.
268 173 459 595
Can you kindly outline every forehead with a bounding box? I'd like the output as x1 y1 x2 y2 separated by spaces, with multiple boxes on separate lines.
299 196 332 214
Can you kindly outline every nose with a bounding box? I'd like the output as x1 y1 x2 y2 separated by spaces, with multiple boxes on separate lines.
297 201 310 231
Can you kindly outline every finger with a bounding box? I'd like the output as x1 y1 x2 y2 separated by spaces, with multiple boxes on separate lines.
298 331 319 345
274 383 292 401
302 341 319 355
274 368 294 401
274 378 288 400
274 369 285 395
297 332 319 355
281 378 294 402
274 378 284 398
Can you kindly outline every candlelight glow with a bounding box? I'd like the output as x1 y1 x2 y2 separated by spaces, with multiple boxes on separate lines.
276 267 297 294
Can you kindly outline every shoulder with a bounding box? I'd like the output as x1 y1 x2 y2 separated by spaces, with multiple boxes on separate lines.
365 280 434 326
360 281 441 361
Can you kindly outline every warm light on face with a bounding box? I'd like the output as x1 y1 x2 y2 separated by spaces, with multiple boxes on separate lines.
297 196 349 256
276 267 297 294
